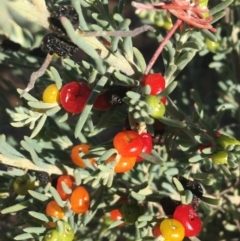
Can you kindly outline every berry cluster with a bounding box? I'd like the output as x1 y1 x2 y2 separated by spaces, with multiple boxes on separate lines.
154 175 203 240
199 132 240 165
46 176 90 215
70 131 153 173
44 175 90 240
142 73 167 118
108 130 153 172
42 81 111 113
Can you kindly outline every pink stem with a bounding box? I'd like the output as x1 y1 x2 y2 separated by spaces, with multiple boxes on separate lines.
144 19 182 75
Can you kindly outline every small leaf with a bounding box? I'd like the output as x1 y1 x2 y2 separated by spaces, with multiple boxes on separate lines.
14 233 35 240
191 89 203 111
126 91 141 100
73 169 82 186
50 66 62 89
58 112 69 122
157 81 178 99
172 177 184 192
201 29 216 42
138 214 153 222
130 191 145 201
30 114 47 138
133 47 146 72
45 106 61 116
0 139 25 159
201 196 222 206
165 64 178 84
28 190 49 202
17 89 38 101
219 165 232 178
166 97 186 120
136 221 147 229
1 201 29 214
29 211 49 222
164 39 176 64
108 220 124 229
180 41 201 50
176 51 196 71
113 71 138 85
209 0 234 16
49 186 64 207
189 155 204 163
75 67 114 137
158 116 187 128
210 11 226 24
185 190 193 204
28 101 58 109
163 168 179 176
61 17 99 59
23 227 46 234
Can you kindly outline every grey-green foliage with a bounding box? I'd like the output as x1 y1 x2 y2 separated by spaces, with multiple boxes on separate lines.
0 0 239 241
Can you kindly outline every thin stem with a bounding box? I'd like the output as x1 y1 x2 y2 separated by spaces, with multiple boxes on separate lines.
79 25 155 37
144 19 182 75
20 54 53 97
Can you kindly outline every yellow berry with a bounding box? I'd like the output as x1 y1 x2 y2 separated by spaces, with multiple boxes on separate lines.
42 84 60 103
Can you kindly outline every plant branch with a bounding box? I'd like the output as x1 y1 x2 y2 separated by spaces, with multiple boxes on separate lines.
145 19 182 75
0 154 74 176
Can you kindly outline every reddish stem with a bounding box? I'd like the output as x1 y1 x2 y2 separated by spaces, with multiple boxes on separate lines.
144 19 182 75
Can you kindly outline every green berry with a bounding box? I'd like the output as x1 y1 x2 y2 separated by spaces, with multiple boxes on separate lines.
145 95 166 119
43 229 59 241
211 151 228 165
216 134 240 149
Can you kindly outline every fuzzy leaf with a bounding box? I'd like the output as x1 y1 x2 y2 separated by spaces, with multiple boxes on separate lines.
29 211 49 222
23 227 46 234
28 190 49 202
1 201 29 214
14 233 35 240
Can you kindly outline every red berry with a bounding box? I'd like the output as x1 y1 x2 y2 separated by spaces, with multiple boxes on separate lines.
56 175 74 201
215 131 221 137
71 144 96 168
136 133 153 162
106 154 136 173
199 143 213 153
160 96 167 105
113 131 144 157
173 204 202 237
110 209 123 221
142 73 165 95
110 196 128 222
153 223 161 237
93 94 111 111
70 186 90 214
46 200 64 219
60 81 91 114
